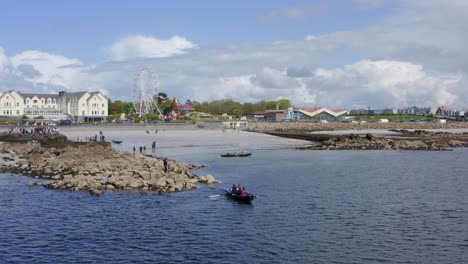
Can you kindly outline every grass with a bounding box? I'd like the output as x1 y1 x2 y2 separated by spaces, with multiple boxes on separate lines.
350 114 435 122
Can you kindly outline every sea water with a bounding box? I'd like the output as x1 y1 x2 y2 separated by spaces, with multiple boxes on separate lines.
1 128 467 263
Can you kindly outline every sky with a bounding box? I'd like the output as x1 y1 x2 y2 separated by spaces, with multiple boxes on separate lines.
1 0 467 109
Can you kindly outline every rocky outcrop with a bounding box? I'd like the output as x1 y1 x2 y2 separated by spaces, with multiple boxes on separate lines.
249 122 468 133
0 141 221 195
306 131 468 151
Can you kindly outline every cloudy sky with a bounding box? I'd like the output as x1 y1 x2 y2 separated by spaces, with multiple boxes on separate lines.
1 0 467 109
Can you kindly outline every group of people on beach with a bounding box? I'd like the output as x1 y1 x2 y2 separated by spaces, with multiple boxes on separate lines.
231 184 248 196
133 141 157 154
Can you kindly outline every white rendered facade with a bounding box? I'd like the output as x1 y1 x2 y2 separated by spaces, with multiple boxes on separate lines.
0 90 24 116
0 90 108 122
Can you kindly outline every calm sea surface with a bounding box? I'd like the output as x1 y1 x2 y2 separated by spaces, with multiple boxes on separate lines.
1 129 467 263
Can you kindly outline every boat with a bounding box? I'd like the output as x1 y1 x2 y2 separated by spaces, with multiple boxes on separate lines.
223 188 255 203
111 140 123 144
220 152 252 157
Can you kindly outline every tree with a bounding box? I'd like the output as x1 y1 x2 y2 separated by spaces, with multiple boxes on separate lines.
242 102 257 114
109 100 126 115
277 99 291 109
266 101 278 110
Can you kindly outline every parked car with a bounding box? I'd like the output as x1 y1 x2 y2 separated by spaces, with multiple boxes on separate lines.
59 120 72 125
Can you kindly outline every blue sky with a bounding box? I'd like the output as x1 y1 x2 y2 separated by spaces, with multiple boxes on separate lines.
1 0 394 62
1 0 467 108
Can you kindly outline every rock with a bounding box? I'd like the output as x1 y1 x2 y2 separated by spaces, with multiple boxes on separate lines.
0 140 221 194
89 189 103 196
27 181 35 187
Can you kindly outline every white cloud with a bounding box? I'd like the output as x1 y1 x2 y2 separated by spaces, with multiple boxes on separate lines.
3 1 468 109
109 35 198 61
11 50 86 88
0 47 12 74
304 35 317 41
308 60 463 108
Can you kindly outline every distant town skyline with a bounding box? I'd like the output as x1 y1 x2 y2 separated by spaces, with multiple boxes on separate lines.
1 0 467 109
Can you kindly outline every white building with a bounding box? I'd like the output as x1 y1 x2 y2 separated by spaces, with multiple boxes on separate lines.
0 90 108 122
0 90 24 116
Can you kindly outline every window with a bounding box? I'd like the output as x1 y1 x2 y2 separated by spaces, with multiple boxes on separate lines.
83 103 85 107
102 104 104 107
102 110 105 115
16 102 19 107
16 110 20 115
26 99 29 103
33 100 37 103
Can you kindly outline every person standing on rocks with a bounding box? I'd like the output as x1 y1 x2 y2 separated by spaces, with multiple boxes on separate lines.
133 146 136 154
163 158 168 173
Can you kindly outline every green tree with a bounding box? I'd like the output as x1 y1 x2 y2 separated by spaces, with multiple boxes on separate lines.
144 113 160 121
242 102 257 114
266 101 278 110
123 102 134 113
277 99 291 109
225 101 243 115
109 100 126 114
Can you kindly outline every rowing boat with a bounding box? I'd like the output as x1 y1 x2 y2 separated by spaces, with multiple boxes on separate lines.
223 188 255 203
220 152 252 157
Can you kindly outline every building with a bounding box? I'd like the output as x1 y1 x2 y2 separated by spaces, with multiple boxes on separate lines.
436 106 449 117
0 90 24 116
348 108 375 115
296 107 347 122
250 110 288 122
0 90 108 122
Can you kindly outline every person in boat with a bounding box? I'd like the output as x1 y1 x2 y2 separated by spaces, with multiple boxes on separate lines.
236 185 242 195
231 184 237 193
240 187 247 196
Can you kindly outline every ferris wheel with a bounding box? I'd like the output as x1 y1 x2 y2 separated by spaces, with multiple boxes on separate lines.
132 66 162 117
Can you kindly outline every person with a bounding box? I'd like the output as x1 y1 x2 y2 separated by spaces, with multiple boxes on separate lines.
240 187 247 197
231 184 237 193
163 158 168 173
237 185 242 195
133 146 136 154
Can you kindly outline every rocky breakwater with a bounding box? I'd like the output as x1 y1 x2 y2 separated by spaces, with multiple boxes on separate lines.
0 141 220 195
250 122 468 133
308 131 468 150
